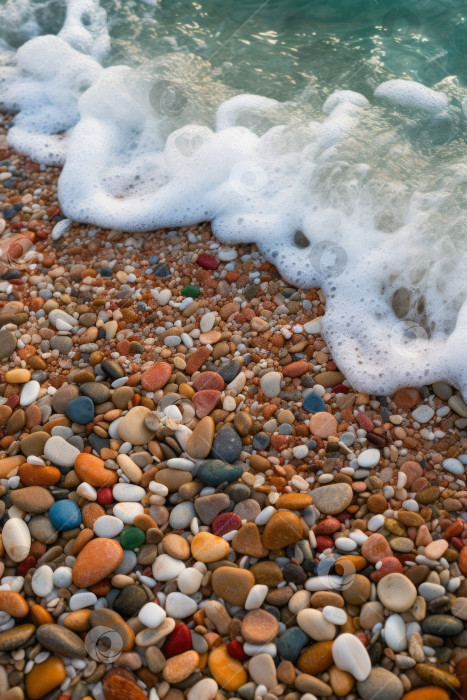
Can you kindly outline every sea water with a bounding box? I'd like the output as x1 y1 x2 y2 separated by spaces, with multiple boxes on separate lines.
1 0 467 397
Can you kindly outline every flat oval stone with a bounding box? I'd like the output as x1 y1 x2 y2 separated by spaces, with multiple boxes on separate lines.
357 668 404 700
311 483 353 514
377 573 417 612
75 453 118 487
185 416 215 460
0 591 29 617
211 424 242 463
0 623 35 651
10 486 54 513
163 649 200 684
36 624 86 658
421 614 464 636
25 656 66 700
72 538 123 587
212 566 255 606
2 517 31 562
297 640 334 675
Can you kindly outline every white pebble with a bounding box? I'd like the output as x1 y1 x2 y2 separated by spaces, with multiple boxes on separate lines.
138 602 167 628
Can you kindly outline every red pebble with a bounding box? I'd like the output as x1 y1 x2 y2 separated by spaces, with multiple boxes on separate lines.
334 511 351 523
314 517 341 535
370 556 403 583
445 519 464 538
5 395 20 409
17 555 36 577
355 630 370 647
226 640 247 661
193 372 225 392
197 253 219 270
316 535 334 552
332 384 349 394
162 623 192 657
96 488 113 505
212 513 242 536
451 536 464 551
355 413 375 432
192 390 221 419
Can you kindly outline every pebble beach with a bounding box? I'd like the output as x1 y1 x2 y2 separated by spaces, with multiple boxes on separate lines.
0 111 467 700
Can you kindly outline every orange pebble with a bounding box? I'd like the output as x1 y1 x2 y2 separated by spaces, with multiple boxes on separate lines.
401 690 449 700
0 591 29 617
75 453 118 487
18 463 61 486
30 604 54 625
72 538 123 588
25 656 66 699
63 610 92 633
162 650 199 684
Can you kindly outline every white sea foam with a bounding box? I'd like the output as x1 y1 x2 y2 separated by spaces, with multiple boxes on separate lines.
2 0 467 397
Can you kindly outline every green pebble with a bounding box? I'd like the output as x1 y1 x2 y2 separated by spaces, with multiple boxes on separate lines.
120 527 145 550
182 285 200 298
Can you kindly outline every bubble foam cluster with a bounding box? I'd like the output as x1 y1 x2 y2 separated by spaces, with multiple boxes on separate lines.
2 0 467 397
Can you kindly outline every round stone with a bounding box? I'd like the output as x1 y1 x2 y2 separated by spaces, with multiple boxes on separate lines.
65 396 95 424
49 500 82 531
377 573 417 612
241 609 279 644
310 412 338 438
311 483 353 514
120 527 145 550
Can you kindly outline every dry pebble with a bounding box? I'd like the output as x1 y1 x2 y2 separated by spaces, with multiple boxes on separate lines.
0 118 466 698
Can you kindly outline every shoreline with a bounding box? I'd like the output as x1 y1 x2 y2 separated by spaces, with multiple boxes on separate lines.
0 111 466 699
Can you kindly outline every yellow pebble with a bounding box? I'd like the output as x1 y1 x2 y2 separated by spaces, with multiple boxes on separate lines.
191 531 229 562
5 369 31 384
208 645 248 691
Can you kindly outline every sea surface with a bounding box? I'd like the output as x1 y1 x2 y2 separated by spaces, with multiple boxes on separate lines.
1 0 467 397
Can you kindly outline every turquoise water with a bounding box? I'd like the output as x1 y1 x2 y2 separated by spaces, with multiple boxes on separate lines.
2 0 467 97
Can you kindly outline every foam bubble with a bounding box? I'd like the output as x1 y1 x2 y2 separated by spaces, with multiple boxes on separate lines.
2 0 467 398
